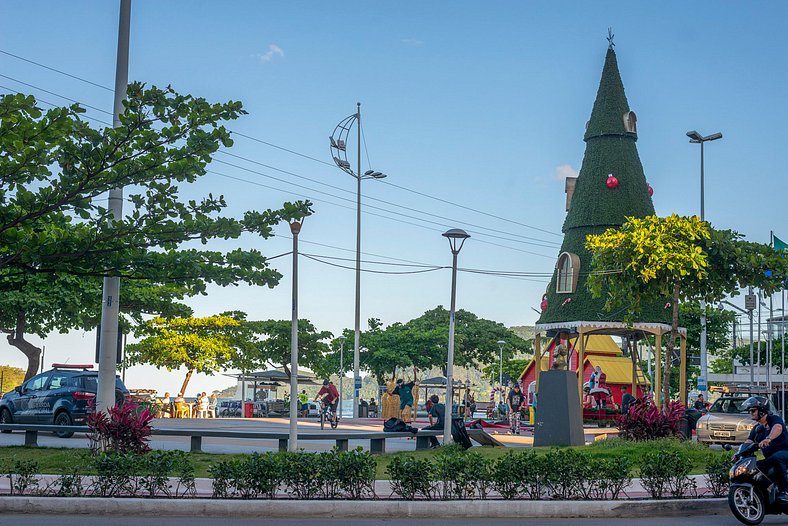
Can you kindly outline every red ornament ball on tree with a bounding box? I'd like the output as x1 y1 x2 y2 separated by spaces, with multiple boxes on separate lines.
606 174 619 189
647 184 654 196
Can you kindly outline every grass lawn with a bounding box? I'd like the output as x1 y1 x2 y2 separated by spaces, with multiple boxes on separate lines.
0 438 727 480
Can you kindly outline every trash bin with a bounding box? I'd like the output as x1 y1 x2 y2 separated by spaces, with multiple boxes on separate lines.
243 401 254 418
359 404 368 418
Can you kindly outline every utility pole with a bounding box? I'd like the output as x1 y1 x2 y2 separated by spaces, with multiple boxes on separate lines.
96 0 131 413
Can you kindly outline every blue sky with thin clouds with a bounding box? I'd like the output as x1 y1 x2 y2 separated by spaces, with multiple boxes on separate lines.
0 2 785 394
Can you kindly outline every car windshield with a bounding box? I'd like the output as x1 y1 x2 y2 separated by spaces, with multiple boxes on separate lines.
709 397 774 414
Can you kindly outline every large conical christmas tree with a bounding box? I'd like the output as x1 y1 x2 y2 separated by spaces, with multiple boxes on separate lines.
538 45 668 325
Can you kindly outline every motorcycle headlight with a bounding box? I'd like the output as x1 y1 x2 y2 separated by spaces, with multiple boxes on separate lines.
737 422 754 432
732 464 753 478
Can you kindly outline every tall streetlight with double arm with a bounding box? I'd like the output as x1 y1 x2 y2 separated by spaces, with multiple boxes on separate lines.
687 130 722 399
330 104 387 418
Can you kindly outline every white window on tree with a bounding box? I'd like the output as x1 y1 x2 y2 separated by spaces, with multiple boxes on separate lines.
623 111 637 134
555 252 580 293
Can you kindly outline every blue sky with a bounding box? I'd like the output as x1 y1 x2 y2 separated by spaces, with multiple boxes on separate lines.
0 2 785 394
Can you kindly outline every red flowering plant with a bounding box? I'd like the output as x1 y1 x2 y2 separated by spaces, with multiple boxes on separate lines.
617 397 685 441
87 401 153 454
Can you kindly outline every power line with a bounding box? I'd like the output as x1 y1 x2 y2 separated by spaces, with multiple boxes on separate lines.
218 151 560 248
0 73 112 115
0 49 114 92
0 47 561 239
212 159 557 258
0 66 559 253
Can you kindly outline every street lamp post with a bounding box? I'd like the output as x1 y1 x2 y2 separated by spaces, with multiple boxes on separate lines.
442 228 470 445
338 335 346 413
330 104 387 418
288 219 302 451
687 130 722 398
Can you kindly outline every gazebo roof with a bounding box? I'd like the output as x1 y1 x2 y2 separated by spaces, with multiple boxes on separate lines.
224 369 321 385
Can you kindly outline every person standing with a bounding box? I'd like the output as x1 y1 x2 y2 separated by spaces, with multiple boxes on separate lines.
507 383 525 435
393 367 419 422
298 389 309 417
693 393 708 412
620 385 636 414
422 394 445 448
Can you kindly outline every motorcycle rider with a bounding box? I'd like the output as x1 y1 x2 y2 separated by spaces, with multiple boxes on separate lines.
741 396 788 502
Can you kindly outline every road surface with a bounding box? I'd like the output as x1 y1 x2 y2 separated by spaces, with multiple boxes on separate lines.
0 514 774 526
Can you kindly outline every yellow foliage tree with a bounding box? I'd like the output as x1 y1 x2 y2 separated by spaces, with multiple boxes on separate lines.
586 214 710 405
126 315 244 396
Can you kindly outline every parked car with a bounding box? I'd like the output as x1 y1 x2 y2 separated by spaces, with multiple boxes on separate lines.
696 393 776 445
0 364 130 438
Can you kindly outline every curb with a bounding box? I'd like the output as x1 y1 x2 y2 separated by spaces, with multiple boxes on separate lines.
0 496 728 518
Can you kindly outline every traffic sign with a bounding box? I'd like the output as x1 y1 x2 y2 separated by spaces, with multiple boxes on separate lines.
354 377 362 389
697 377 707 391
745 294 757 311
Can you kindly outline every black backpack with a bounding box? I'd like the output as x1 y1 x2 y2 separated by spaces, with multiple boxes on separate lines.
383 417 417 434
451 417 473 449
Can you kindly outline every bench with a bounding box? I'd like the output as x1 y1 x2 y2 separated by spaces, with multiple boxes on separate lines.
0 424 502 453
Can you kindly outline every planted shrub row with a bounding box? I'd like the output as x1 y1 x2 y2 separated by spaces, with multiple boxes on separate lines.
209 448 376 499
4 450 195 498
2 444 730 500
387 446 633 501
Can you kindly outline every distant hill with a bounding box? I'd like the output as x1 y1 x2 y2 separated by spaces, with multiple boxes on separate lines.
509 325 534 341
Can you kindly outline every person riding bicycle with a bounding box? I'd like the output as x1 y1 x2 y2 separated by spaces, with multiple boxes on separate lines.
507 382 525 435
314 379 339 423
741 396 788 502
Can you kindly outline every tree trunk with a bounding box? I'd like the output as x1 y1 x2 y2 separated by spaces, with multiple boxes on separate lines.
663 277 681 408
179 368 194 397
5 311 41 381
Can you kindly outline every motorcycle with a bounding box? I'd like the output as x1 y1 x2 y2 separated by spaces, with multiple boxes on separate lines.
727 441 788 525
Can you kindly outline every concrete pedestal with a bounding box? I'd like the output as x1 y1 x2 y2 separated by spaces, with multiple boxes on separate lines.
533 370 584 447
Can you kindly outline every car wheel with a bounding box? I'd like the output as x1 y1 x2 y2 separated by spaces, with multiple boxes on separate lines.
0 408 12 432
54 412 74 438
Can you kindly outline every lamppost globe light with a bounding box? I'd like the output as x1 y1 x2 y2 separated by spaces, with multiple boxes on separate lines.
442 228 470 445
687 128 722 400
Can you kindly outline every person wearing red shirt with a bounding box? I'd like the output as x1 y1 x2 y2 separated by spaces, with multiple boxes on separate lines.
314 380 339 424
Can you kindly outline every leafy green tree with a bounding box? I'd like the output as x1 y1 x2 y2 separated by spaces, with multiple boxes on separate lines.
587 214 786 405
356 307 531 385
0 86 311 378
243 319 333 378
0 274 194 379
125 314 246 396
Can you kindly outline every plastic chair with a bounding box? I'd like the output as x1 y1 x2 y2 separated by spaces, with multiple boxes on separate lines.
174 402 190 418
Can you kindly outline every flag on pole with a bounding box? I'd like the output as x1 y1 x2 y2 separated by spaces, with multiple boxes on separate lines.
775 234 788 255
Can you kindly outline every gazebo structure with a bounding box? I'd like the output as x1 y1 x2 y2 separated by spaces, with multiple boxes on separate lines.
532 40 687 408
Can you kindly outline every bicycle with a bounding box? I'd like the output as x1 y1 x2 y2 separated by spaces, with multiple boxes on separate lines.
319 399 339 430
